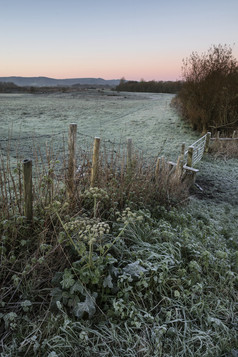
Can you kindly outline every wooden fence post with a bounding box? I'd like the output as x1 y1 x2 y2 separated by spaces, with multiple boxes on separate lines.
175 155 182 177
187 146 194 167
205 132 211 153
181 143 185 156
23 158 33 222
67 123 77 198
155 157 160 180
126 138 132 172
90 137 100 187
181 142 185 168
232 130 236 139
161 156 166 173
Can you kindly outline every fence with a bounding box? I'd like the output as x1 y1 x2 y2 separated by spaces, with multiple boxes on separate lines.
0 125 212 222
183 133 210 167
210 130 238 142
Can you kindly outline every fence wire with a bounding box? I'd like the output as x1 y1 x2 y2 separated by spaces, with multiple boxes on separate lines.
1 127 209 180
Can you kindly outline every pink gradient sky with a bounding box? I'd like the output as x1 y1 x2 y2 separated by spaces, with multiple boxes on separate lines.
1 0 238 81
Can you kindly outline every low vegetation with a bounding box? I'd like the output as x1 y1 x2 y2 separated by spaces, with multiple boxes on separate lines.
1 137 238 356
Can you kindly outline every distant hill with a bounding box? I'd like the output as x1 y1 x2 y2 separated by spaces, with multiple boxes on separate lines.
0 76 120 87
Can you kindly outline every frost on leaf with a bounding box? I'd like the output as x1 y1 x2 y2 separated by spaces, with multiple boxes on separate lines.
60 269 75 289
103 274 113 288
73 293 97 319
122 260 146 278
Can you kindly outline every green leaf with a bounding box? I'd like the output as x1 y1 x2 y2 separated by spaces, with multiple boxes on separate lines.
73 293 97 319
60 269 75 289
51 272 63 286
103 275 113 288
50 287 63 304
70 281 85 295
122 261 146 278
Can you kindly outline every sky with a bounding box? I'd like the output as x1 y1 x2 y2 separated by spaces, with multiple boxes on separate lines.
1 0 238 81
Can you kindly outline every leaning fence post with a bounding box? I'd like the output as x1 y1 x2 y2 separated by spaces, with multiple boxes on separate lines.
187 146 194 167
205 132 211 153
126 138 132 172
90 137 100 187
67 123 77 198
23 158 33 222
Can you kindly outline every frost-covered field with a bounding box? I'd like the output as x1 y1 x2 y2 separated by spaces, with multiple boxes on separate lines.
0 90 199 162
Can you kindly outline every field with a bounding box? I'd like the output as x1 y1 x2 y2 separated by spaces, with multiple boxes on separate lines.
1 90 238 356
0 90 199 161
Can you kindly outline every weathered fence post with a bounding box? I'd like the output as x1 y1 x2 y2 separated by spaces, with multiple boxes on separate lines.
181 142 185 168
181 143 185 156
126 138 132 173
155 157 160 180
175 155 182 178
216 131 220 140
161 156 166 173
90 137 100 187
23 158 33 222
205 132 211 153
232 130 237 139
187 146 194 167
67 123 77 198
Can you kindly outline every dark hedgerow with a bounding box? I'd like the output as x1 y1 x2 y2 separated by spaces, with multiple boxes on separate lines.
176 44 238 135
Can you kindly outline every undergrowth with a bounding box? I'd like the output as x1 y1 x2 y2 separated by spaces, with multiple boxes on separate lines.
0 143 238 356
1 201 238 356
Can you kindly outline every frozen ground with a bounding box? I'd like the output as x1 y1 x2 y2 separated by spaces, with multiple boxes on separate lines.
0 90 199 162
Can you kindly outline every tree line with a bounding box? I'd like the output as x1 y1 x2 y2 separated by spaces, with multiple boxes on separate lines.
0 82 26 93
115 79 183 94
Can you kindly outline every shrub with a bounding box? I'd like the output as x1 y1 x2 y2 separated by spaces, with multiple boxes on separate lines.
177 44 238 134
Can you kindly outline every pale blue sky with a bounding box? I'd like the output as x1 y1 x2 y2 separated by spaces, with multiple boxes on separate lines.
1 0 237 80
